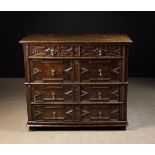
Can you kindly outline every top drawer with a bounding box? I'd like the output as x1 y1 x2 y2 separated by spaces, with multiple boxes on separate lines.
29 44 80 57
29 44 123 58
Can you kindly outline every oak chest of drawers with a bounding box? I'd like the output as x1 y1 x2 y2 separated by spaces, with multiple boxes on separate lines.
19 34 132 130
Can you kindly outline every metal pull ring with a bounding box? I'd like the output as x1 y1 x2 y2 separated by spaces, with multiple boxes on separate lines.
52 111 56 119
99 110 102 119
51 68 55 77
98 49 102 56
51 92 55 99
98 92 102 99
98 69 102 76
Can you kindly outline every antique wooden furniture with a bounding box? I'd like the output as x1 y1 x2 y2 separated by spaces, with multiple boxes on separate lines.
19 34 132 130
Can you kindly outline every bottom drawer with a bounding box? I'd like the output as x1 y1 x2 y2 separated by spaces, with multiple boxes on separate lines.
32 104 120 123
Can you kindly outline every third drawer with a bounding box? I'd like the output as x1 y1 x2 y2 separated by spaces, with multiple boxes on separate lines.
28 84 126 104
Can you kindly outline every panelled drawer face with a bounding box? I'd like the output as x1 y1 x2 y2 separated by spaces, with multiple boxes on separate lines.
29 44 122 58
31 85 74 103
80 85 120 103
32 105 75 122
32 104 120 123
79 105 120 122
30 44 80 57
80 44 122 57
30 59 73 83
80 59 122 82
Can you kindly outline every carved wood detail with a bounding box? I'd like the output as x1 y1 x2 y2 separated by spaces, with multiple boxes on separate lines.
64 67 72 73
35 110 43 117
33 91 42 102
111 67 120 74
33 105 119 121
80 90 88 97
64 90 73 97
32 68 42 75
80 85 120 103
90 106 119 120
21 34 132 128
81 67 88 74
80 45 122 57
31 85 73 103
111 90 119 97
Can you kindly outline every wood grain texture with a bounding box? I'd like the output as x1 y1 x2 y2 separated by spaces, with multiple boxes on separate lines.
20 34 132 130
19 34 132 44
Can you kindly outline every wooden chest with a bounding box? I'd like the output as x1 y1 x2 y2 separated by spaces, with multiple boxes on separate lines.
19 34 132 130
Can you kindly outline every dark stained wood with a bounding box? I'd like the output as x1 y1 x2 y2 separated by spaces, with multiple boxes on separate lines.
19 34 132 130
32 104 120 123
19 34 132 44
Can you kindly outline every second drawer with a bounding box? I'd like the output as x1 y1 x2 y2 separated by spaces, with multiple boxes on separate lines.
29 84 123 104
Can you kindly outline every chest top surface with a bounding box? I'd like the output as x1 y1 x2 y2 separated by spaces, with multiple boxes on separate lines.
19 34 132 44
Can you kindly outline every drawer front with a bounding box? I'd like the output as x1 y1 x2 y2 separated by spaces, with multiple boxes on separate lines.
79 85 121 103
30 59 73 83
30 44 80 57
31 85 74 103
32 104 120 123
80 44 122 57
29 44 122 58
80 59 122 82
32 105 75 122
76 104 120 122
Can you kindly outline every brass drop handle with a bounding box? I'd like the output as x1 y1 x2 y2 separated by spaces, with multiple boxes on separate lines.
51 92 55 98
98 92 102 99
74 47 79 52
50 48 55 56
51 69 55 76
52 111 56 119
99 110 102 119
98 69 102 76
98 49 102 56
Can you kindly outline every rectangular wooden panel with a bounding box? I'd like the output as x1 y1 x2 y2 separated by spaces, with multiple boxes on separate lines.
30 59 73 83
32 104 120 123
29 44 80 57
79 84 121 104
80 59 122 82
32 105 75 122
30 84 74 104
80 44 122 57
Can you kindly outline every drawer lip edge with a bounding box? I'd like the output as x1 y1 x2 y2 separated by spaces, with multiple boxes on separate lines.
27 121 128 126
28 56 124 59
24 82 128 85
31 102 123 105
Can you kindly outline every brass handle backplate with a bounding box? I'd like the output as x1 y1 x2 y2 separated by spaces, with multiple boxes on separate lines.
51 68 55 77
98 49 102 56
98 92 102 99
51 92 55 98
98 69 102 76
